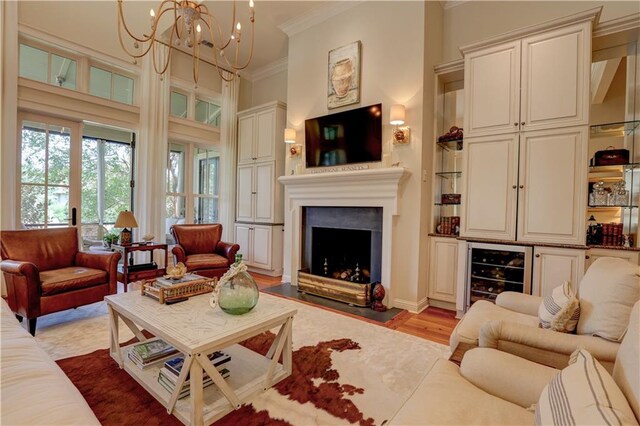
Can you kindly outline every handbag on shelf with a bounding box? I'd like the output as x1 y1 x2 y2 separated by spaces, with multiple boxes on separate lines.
593 146 630 166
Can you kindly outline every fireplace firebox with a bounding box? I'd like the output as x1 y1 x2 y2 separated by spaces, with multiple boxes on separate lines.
298 207 382 307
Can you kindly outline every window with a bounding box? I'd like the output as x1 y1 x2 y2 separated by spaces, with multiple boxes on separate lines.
170 91 188 118
89 66 134 104
166 144 220 240
19 43 77 90
194 148 219 223
195 99 221 127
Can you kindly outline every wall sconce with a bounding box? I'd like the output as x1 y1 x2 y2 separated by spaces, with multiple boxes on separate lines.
390 104 410 145
284 128 301 157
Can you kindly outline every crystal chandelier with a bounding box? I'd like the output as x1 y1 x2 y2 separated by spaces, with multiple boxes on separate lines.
117 0 255 83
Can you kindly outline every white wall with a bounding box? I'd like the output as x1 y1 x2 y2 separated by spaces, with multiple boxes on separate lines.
285 1 429 310
252 70 288 106
443 1 640 63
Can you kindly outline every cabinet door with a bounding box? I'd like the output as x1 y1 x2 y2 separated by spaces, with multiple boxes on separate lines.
238 115 255 164
254 162 274 223
255 109 275 162
234 224 253 265
532 246 585 297
428 237 458 303
252 225 272 269
464 40 521 137
461 134 519 240
236 165 254 222
586 249 640 270
521 22 590 131
517 127 587 245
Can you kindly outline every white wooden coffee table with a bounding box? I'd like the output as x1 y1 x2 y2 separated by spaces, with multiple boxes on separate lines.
105 291 296 426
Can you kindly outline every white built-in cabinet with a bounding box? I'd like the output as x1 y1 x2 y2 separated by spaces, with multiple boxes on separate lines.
586 248 640 270
234 224 284 275
461 127 587 245
460 17 593 246
428 237 458 303
532 246 585 297
464 22 590 138
235 101 286 276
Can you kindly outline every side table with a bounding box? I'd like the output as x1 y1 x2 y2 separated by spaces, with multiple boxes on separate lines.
112 242 168 292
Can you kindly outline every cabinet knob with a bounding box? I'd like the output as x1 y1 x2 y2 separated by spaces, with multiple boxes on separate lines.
585 255 590 260
520 122 525 126
514 122 518 126
251 191 257 194
519 185 524 189
535 253 540 258
512 185 517 189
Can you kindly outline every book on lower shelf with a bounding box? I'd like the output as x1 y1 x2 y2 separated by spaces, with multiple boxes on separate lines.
164 351 231 378
158 368 230 399
128 338 179 369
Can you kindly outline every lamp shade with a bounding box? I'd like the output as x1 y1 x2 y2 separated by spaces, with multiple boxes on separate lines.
390 104 405 125
115 210 138 228
284 128 296 144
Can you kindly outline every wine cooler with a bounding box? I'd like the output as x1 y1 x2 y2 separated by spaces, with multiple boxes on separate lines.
465 243 532 311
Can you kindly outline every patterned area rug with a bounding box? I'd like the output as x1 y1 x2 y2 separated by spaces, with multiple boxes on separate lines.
37 295 450 425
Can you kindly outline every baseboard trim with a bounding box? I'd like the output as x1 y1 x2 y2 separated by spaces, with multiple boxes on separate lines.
392 296 429 313
247 267 283 277
427 299 456 312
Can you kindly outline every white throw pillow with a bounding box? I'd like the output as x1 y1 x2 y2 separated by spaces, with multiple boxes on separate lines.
538 281 579 333
577 257 640 341
535 349 638 426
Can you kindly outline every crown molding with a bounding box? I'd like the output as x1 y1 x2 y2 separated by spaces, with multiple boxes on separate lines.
278 1 364 37
593 12 640 38
434 59 464 75
243 57 288 83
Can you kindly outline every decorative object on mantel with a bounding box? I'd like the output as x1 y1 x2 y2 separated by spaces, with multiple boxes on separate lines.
328 41 361 109
371 282 387 312
438 126 463 143
213 254 259 315
116 0 255 83
390 104 411 145
114 210 138 245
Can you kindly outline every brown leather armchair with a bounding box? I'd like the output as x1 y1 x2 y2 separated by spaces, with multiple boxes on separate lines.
170 224 239 279
0 228 121 335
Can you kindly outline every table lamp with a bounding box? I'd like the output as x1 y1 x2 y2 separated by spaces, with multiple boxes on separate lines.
115 210 138 245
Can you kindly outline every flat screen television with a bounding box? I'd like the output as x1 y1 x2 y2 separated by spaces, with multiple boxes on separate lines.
305 103 382 168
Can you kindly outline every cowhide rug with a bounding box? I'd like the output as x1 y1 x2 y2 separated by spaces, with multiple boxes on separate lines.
36 294 450 425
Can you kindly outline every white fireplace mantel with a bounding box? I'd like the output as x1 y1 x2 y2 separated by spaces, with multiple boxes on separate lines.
278 167 410 307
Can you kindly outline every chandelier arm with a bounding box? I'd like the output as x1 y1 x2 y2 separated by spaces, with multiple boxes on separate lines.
198 5 232 51
151 34 173 77
117 0 157 43
218 19 254 72
117 17 156 59
193 43 200 84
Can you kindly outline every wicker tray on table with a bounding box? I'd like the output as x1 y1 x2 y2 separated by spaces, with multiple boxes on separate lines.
140 275 217 304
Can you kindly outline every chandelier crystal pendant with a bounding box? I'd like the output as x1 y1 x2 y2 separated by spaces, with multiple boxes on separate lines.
117 0 255 83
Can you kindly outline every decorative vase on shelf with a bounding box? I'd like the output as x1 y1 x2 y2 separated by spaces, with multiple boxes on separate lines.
215 254 259 315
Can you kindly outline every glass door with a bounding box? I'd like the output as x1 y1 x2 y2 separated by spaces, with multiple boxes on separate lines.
19 114 80 229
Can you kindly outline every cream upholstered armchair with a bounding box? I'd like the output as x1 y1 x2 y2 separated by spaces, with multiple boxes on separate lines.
390 301 640 425
450 257 640 372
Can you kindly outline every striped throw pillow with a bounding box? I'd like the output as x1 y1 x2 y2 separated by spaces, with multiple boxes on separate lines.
535 349 637 426
538 281 580 333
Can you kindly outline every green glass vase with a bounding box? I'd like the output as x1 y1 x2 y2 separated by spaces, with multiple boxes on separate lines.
217 255 259 315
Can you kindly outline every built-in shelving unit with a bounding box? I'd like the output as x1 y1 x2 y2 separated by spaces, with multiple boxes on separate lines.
587 120 640 247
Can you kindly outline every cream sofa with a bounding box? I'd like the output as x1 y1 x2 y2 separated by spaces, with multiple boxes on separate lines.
0 298 99 425
450 257 639 372
389 302 640 425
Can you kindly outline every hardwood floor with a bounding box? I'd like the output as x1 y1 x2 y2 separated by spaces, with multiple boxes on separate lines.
251 272 458 346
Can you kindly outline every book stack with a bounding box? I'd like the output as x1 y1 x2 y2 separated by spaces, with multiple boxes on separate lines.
128 338 179 369
155 273 202 288
602 223 624 246
158 351 231 399
437 216 460 236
